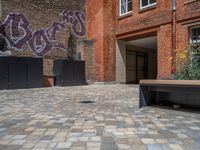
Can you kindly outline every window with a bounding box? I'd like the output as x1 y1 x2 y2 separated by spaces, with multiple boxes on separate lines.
190 27 200 44
190 27 200 61
140 0 156 9
119 0 132 16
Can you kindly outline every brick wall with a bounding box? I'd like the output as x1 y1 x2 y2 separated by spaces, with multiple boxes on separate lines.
176 23 189 72
102 0 116 81
6 0 199 83
86 0 116 81
177 0 200 22
2 0 86 78
82 40 94 81
175 0 200 73
116 0 172 36
157 24 172 79
86 0 104 81
85 0 200 81
115 0 200 79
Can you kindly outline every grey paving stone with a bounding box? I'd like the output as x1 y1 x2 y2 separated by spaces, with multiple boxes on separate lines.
146 144 163 150
0 145 21 150
101 143 118 150
102 136 115 144
0 84 199 150
40 135 54 140
95 126 104 136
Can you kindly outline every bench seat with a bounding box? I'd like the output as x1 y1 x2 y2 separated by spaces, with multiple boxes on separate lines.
139 80 200 108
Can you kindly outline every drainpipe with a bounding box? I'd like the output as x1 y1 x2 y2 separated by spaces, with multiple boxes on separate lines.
0 0 2 21
172 0 176 74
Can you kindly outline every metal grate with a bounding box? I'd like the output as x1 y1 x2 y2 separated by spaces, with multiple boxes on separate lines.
79 101 94 104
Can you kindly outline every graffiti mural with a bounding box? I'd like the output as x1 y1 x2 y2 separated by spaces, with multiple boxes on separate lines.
0 11 86 57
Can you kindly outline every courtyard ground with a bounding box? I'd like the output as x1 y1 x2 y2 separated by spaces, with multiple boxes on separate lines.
0 84 200 150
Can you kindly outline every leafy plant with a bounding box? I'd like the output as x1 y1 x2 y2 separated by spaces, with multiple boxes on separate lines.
174 61 200 80
174 44 200 80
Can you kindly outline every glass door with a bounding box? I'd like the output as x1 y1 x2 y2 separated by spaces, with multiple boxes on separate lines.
126 50 148 84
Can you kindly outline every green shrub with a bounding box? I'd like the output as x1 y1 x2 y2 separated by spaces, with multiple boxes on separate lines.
174 61 200 80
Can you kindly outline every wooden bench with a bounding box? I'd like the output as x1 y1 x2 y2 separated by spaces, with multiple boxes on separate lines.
139 80 200 108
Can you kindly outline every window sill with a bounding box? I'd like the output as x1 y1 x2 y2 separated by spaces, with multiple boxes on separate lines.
118 12 132 20
184 0 198 5
139 4 156 13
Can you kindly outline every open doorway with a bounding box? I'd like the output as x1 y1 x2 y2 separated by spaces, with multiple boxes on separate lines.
126 50 148 83
126 36 157 84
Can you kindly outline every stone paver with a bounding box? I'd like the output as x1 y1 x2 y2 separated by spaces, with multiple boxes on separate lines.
0 84 200 150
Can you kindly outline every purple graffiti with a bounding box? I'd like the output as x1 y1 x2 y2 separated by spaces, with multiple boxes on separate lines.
46 22 66 51
61 11 86 37
29 29 52 57
0 11 86 57
0 13 32 50
73 11 86 37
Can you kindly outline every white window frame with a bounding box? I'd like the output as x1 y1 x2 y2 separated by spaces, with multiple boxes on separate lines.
140 0 156 9
190 26 200 44
119 0 132 16
189 26 200 61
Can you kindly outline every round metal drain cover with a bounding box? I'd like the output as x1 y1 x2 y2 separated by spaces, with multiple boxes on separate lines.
79 101 94 104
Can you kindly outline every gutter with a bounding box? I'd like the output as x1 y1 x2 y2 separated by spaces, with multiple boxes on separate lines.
172 0 177 74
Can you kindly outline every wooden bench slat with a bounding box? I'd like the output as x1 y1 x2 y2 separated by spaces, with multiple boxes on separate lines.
140 80 200 86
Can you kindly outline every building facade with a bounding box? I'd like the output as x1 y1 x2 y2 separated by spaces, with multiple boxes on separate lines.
0 0 88 86
86 0 200 83
0 0 199 85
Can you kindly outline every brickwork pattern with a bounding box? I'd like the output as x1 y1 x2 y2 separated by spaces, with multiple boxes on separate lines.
116 0 172 36
177 0 200 22
86 0 104 81
117 0 199 80
86 0 116 81
157 24 173 79
2 0 85 77
175 23 190 72
82 40 95 81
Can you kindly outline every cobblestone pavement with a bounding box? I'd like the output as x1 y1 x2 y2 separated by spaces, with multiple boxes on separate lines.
0 84 200 150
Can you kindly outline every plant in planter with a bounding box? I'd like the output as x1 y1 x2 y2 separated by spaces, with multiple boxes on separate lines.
174 44 200 80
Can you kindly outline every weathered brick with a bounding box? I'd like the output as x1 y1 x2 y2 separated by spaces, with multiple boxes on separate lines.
2 0 88 86
86 0 200 81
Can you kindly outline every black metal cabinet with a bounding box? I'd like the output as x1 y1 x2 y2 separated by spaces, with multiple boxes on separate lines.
74 61 86 85
9 57 27 89
27 58 43 88
0 57 9 90
54 60 86 86
0 57 43 90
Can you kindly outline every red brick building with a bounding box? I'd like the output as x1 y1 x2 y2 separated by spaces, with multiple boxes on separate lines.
1 0 200 85
86 0 200 83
